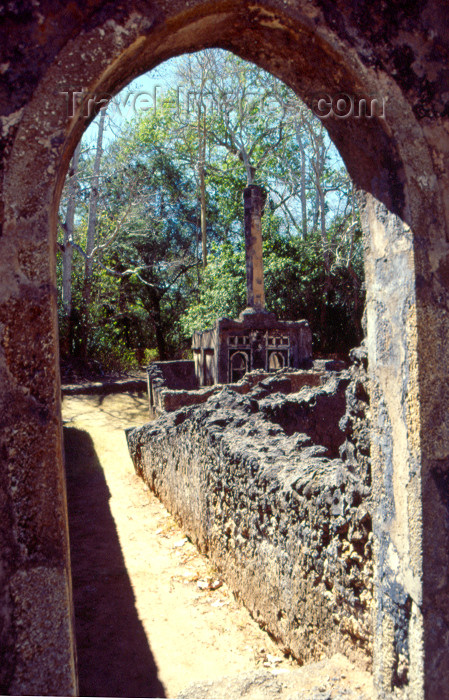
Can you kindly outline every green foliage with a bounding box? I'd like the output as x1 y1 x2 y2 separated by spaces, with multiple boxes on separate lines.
57 49 365 371
181 220 364 354
181 243 246 335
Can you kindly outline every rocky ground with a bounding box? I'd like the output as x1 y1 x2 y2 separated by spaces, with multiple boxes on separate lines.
62 389 373 699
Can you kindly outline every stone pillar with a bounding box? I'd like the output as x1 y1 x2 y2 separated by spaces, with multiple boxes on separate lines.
360 193 424 698
243 185 267 312
359 188 449 699
0 117 78 696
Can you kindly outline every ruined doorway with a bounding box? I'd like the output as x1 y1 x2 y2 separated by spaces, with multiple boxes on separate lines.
2 3 449 698
203 349 215 385
230 351 249 382
268 351 285 370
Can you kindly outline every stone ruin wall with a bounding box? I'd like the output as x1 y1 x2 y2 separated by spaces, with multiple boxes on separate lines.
128 348 373 670
147 360 324 419
4 2 449 693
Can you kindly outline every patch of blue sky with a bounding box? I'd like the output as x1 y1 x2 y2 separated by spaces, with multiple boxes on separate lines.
82 58 179 149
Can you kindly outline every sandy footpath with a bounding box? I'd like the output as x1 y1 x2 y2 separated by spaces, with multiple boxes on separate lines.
62 392 373 699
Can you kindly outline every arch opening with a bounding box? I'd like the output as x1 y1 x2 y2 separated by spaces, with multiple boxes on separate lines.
268 351 285 370
55 41 372 688
230 351 249 382
57 46 363 373
3 3 449 697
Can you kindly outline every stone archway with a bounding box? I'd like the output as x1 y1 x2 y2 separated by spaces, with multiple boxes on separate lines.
268 351 285 370
230 351 249 382
1 3 449 697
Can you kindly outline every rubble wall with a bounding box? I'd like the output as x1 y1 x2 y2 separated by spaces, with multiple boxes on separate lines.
128 365 372 668
147 361 198 418
148 363 324 419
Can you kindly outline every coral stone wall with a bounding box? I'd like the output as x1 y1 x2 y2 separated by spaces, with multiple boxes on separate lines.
2 1 449 695
147 361 324 418
128 364 373 669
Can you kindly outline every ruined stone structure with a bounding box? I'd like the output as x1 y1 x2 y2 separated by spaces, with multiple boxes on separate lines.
243 184 267 313
1 2 449 697
193 184 312 386
147 360 325 418
192 314 313 385
128 359 373 670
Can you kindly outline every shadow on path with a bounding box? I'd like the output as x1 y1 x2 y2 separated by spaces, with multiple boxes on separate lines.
64 427 166 698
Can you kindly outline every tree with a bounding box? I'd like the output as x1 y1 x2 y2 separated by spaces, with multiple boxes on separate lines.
57 107 204 365
78 106 107 358
59 140 81 354
57 49 364 368
181 219 364 354
176 51 287 186
100 150 199 359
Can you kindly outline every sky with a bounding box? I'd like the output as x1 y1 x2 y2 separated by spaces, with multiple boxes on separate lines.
82 60 177 150
81 50 345 174
79 49 348 225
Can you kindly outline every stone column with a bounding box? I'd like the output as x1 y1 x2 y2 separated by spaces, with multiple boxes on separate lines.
360 188 449 698
243 185 267 312
360 193 424 698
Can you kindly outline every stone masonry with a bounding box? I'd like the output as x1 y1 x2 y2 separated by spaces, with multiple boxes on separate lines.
1 2 449 696
147 359 326 418
128 358 373 670
243 184 267 312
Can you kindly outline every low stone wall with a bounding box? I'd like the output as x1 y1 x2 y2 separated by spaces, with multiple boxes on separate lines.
127 363 372 669
62 377 147 396
147 360 198 418
148 362 324 419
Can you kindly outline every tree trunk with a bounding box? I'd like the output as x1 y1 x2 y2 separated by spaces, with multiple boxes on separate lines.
197 106 207 268
146 292 167 360
199 159 207 268
63 141 81 317
154 318 167 361
311 137 331 339
85 107 106 281
80 107 106 359
61 141 81 354
294 120 308 238
316 175 328 261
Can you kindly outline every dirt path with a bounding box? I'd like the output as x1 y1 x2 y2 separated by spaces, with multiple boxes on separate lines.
62 392 373 699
